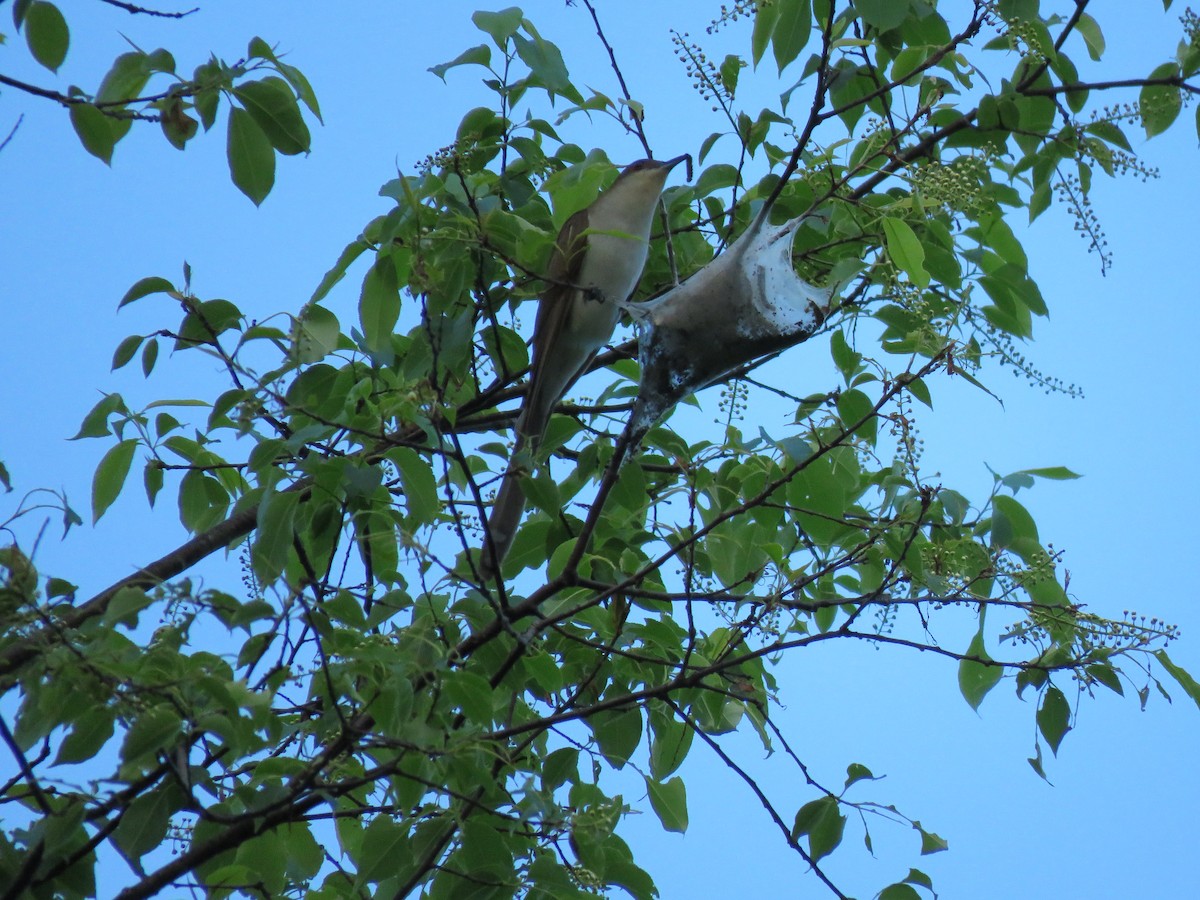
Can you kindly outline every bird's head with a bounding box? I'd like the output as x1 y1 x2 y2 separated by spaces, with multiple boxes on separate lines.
612 153 692 193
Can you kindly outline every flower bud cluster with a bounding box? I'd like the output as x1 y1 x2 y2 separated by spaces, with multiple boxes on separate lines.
671 30 732 110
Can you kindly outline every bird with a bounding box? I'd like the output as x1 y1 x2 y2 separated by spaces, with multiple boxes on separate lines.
482 154 691 577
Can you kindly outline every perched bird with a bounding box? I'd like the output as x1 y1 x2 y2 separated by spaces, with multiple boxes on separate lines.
483 154 691 575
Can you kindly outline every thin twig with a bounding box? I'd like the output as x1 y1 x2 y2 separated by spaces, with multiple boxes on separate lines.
98 0 199 16
0 114 23 153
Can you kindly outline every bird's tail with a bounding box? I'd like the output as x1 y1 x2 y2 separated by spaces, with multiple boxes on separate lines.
481 341 586 578
481 433 528 577
480 392 554 578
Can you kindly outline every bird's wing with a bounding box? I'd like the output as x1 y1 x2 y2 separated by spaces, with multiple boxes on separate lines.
520 206 590 444
483 208 591 577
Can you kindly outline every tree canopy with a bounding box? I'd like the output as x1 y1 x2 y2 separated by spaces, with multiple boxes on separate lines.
3 1 1200 898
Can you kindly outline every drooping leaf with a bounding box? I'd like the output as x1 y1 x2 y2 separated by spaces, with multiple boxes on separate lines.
24 1 68 71
589 705 642 768
389 447 439 525
856 0 912 30
226 106 275 205
92 439 137 523
252 490 300 583
881 216 930 287
1075 12 1106 60
879 885 922 900
1141 62 1182 137
97 51 152 105
359 253 401 356
120 706 181 770
54 708 115 765
772 0 812 74
958 629 1002 710
472 7 523 48
429 43 491 80
69 104 117 164
292 304 340 363
791 796 846 862
232 76 311 155
1154 650 1200 711
645 776 688 833
914 820 949 854
1036 685 1071 754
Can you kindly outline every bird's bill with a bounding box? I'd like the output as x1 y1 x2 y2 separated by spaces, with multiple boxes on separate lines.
663 153 693 180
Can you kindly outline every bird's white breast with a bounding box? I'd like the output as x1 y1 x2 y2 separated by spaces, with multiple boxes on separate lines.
579 196 655 305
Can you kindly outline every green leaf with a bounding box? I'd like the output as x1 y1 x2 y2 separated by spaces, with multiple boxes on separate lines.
120 706 181 768
356 815 409 885
751 0 780 68
830 329 862 381
645 776 688 833
1075 12 1105 60
844 762 875 788
472 7 523 48
97 51 152 105
914 820 948 854
958 629 1002 710
1027 740 1049 781
429 43 491 80
232 76 311 155
460 819 513 882
226 106 275 205
541 747 578 791
112 784 183 860
772 0 812 74
836 388 877 444
92 438 137 523
1153 650 1200 711
69 104 117 164
12 0 33 27
905 867 934 889
693 163 740 198
144 459 164 506
1084 119 1133 152
54 708 114 765
292 304 340 363
1015 465 1081 481
103 585 153 627
1086 662 1124 696
880 886 922 900
24 1 68 71
141 339 159 377
119 275 175 308
175 298 242 348
71 393 125 440
589 705 642 768
111 334 143 370
252 490 300 583
991 494 1040 562
1037 685 1071 755
791 796 845 862
1141 62 1182 137
360 253 401 355
45 577 76 598
649 708 693 780
310 238 371 305
513 31 575 101
389 447 439 525
881 216 930 287
444 670 494 724
856 0 911 30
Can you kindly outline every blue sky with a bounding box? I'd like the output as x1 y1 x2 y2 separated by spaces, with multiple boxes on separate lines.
2 1 1198 897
